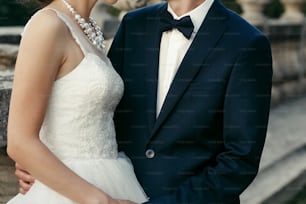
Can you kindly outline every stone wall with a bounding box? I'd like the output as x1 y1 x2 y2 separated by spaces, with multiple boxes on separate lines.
0 148 18 204
266 22 306 105
0 42 16 147
0 89 11 148
0 43 16 148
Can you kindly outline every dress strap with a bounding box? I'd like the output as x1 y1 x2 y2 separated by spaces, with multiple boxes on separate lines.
22 7 110 64
37 8 93 56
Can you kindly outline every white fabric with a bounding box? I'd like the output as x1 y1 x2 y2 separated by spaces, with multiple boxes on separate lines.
7 8 148 204
156 0 215 116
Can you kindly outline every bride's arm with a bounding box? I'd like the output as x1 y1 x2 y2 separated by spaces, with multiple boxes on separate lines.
6 11 119 204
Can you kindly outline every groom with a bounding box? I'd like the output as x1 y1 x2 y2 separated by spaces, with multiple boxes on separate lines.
17 0 272 203
108 0 272 203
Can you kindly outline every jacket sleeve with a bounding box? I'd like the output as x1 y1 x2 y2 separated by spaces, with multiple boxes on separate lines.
146 35 273 204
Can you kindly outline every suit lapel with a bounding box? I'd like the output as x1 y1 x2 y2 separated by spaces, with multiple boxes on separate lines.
144 3 167 131
151 0 230 137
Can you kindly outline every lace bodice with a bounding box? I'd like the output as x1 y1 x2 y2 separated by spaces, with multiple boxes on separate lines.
33 9 124 161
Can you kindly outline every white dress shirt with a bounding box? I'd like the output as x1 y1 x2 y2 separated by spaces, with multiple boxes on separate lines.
156 0 215 117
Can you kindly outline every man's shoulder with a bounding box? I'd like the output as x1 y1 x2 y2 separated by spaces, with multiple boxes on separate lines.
222 9 270 49
225 8 266 38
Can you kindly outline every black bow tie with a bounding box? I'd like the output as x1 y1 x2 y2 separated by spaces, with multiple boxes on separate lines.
160 10 194 39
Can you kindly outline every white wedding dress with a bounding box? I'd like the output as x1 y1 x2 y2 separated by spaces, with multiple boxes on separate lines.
7 9 148 204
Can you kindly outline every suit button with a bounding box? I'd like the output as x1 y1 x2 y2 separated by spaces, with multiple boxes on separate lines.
145 149 155 159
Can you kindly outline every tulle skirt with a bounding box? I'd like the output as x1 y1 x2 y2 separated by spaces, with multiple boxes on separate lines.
7 152 149 204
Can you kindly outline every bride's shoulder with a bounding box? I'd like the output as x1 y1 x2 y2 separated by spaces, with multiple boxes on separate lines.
22 8 67 41
17 7 69 68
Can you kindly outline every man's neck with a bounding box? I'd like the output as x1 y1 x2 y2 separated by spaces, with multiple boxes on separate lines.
167 0 206 17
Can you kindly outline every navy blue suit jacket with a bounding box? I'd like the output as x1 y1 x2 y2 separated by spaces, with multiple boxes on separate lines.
108 1 273 203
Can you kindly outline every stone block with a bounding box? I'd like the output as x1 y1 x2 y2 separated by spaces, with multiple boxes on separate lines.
0 153 18 202
0 27 22 45
271 86 282 106
0 44 18 70
0 89 11 147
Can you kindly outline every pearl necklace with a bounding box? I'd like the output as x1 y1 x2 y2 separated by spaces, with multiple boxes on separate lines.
61 0 105 51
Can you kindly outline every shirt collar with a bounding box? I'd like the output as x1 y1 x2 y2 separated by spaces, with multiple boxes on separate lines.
167 0 215 33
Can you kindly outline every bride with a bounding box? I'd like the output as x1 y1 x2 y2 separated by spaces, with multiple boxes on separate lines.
6 0 148 203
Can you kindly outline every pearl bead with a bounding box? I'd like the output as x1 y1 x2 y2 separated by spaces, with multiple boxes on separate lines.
79 18 86 24
75 14 81 20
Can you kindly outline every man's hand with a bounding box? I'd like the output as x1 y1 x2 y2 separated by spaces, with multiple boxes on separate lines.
112 200 136 204
15 163 35 194
105 195 136 204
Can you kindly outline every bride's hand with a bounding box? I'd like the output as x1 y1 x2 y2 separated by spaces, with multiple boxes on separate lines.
117 200 137 204
15 162 35 194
